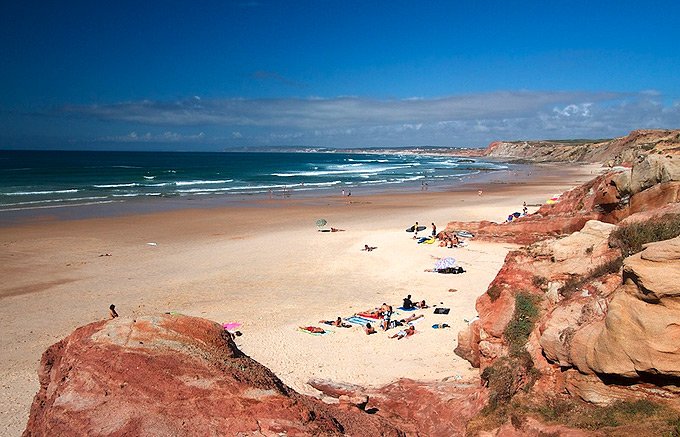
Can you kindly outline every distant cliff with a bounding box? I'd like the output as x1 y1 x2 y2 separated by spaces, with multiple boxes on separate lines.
482 129 680 164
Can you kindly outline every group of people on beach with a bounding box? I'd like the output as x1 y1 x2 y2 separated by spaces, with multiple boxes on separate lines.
436 232 461 248
300 293 428 338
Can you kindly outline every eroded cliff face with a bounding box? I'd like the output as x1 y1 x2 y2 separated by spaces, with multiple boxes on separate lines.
445 153 680 245
23 314 404 437
483 129 680 164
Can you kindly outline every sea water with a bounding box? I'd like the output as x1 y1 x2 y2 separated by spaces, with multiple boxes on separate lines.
0 150 510 218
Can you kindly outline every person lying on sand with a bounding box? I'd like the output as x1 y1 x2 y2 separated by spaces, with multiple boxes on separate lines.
364 323 376 335
300 326 325 334
362 244 377 251
319 317 351 328
389 325 415 340
415 300 429 309
330 227 345 232
399 314 424 324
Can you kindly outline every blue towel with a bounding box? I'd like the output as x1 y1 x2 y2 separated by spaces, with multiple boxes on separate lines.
345 315 375 325
398 306 417 312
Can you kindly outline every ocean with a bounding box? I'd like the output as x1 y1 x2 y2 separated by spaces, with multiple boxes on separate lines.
0 150 510 219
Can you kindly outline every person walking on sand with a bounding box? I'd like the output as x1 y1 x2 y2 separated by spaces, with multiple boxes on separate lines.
109 304 119 319
414 221 419 238
431 223 436 237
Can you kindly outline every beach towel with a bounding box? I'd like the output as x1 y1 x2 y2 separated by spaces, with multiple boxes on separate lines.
357 311 381 319
345 315 375 325
298 327 333 336
397 306 417 312
222 322 242 331
433 308 450 315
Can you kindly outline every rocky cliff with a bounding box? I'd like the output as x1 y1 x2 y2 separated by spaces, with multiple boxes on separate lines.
482 129 680 164
453 152 680 434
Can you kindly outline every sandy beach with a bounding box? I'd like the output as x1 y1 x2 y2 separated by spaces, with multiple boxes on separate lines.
0 163 601 435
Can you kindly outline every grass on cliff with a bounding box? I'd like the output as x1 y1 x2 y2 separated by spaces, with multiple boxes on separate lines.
467 394 680 436
503 293 540 357
609 213 680 257
478 293 542 414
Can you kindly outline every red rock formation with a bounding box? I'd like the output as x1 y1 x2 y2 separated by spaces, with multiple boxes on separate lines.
23 314 403 436
310 379 488 437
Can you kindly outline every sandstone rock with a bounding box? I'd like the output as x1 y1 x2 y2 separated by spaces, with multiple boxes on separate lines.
23 315 402 436
628 154 680 194
567 238 680 380
454 319 481 368
551 220 616 262
564 370 680 408
629 181 680 214
624 236 680 300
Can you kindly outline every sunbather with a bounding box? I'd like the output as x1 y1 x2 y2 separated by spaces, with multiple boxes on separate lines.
364 323 376 335
300 326 325 334
389 325 415 340
319 317 351 328
399 314 424 323
415 300 429 309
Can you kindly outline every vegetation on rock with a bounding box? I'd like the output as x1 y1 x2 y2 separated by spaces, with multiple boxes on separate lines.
609 213 680 257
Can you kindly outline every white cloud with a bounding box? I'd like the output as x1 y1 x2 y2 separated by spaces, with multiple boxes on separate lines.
61 91 680 147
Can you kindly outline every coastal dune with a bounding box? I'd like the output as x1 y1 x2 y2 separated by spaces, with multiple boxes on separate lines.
0 163 597 435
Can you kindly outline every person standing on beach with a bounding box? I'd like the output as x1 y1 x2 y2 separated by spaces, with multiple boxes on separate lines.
414 221 419 238
341 189 345 196
431 223 436 237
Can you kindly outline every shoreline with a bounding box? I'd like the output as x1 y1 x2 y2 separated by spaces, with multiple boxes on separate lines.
0 162 602 436
0 161 591 227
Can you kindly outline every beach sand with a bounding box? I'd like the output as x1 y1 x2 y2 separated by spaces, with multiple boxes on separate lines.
0 163 601 435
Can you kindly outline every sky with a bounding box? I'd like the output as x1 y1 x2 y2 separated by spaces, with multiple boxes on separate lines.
1 0 679 151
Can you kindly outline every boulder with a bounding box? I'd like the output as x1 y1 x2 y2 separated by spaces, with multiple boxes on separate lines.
629 181 680 214
624 236 680 300
628 154 680 195
23 314 402 436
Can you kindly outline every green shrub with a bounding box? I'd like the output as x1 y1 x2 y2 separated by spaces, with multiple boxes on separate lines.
481 353 536 411
610 214 680 257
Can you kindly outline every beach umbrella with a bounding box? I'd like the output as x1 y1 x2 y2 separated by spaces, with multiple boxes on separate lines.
315 218 327 228
434 257 456 270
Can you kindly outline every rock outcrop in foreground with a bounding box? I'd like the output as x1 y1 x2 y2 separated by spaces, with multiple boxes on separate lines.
23 315 402 436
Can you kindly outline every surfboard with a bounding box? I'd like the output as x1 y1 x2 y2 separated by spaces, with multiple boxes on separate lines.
406 226 427 232
456 231 474 238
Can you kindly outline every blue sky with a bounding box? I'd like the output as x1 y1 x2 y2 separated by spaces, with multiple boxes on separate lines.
1 0 679 150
